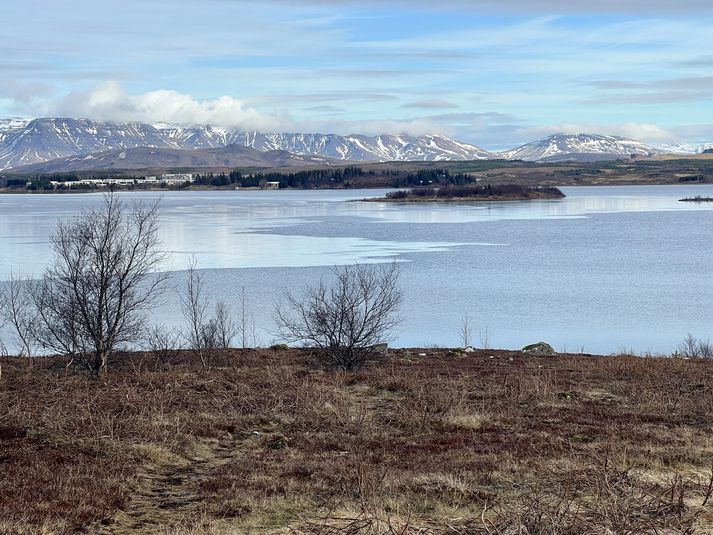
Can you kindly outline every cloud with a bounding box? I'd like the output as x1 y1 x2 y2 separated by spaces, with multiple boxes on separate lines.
13 81 706 148
426 115 682 149
249 92 399 106
244 0 713 13
49 81 294 130
0 80 54 104
301 105 346 113
401 99 460 110
41 81 446 138
585 77 713 104
671 124 713 142
677 55 713 67
319 117 450 137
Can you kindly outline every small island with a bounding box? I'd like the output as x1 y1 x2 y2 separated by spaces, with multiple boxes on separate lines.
367 184 566 202
679 195 713 202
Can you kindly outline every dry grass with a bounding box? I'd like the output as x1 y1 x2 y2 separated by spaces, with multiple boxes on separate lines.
1 348 713 533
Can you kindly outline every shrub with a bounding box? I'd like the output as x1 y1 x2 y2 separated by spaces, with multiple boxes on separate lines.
275 263 402 370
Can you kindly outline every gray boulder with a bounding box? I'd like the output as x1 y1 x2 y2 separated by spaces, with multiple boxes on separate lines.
522 342 556 356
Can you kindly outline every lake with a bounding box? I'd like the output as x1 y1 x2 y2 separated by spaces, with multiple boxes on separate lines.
1 185 712 354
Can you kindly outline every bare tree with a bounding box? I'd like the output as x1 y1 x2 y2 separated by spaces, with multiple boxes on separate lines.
144 324 183 370
479 327 492 350
213 301 238 349
0 286 7 358
460 312 472 349
678 333 713 359
31 193 168 375
679 333 701 358
0 274 39 359
237 286 258 348
275 263 402 370
180 257 212 367
179 260 237 366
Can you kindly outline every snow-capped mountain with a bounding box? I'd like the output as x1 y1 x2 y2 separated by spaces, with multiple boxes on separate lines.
500 133 660 162
0 118 492 170
155 129 493 161
11 145 340 174
229 132 492 162
2 118 693 170
657 142 713 155
0 118 173 170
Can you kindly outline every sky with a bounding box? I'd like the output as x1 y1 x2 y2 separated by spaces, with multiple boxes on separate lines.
2 0 713 149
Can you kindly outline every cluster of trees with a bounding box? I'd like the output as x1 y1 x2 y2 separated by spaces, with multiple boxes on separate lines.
194 167 478 189
4 166 477 192
386 184 564 200
391 169 475 188
194 167 373 188
0 194 403 374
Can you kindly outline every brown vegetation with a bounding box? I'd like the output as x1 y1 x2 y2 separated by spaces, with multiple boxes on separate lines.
2 348 713 534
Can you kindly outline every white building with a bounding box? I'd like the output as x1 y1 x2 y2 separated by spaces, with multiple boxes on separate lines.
48 174 195 189
161 173 194 184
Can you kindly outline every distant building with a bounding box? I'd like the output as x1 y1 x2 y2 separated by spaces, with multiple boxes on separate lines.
264 181 280 190
49 178 137 188
161 173 194 184
46 173 194 189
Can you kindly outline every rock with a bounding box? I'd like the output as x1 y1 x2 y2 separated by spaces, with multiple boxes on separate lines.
522 342 556 356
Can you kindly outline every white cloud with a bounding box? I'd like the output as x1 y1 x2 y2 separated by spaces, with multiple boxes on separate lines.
48 81 295 131
239 0 713 13
41 81 450 137
318 117 450 137
23 81 700 146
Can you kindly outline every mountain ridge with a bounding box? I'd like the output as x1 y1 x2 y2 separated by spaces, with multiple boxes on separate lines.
0 118 492 170
7 144 341 173
0 117 692 171
497 133 660 162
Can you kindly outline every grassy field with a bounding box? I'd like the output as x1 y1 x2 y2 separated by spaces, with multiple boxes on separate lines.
2 348 713 534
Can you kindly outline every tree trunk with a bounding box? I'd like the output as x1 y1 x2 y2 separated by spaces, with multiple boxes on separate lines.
94 350 109 376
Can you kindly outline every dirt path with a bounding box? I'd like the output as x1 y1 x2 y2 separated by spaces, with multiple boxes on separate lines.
93 435 240 534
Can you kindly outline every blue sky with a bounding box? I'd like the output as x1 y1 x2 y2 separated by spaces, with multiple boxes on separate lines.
2 0 713 148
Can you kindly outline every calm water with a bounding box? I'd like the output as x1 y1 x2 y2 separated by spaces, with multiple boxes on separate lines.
1 185 712 354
